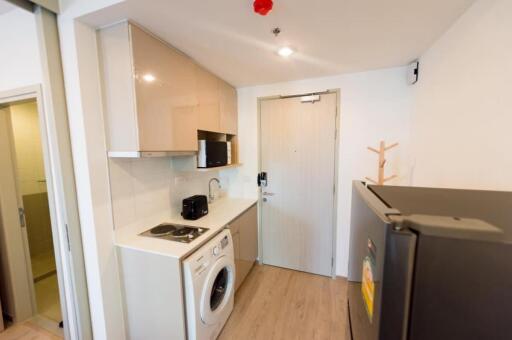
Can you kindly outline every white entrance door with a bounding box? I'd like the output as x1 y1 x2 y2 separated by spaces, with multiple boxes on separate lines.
260 92 337 276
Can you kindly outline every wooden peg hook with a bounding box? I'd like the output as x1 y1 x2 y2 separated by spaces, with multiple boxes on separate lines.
366 140 399 185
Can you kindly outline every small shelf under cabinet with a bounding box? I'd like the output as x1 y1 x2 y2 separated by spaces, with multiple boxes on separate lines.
195 163 243 172
171 130 240 172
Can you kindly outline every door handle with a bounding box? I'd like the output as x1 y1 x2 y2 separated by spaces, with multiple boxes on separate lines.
18 207 26 227
262 192 275 196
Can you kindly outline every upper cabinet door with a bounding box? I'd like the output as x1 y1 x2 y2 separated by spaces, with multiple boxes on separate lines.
99 22 239 156
130 25 198 152
219 80 238 135
195 66 221 133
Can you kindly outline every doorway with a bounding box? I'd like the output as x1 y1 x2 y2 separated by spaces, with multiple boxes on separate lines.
259 91 339 277
0 100 62 336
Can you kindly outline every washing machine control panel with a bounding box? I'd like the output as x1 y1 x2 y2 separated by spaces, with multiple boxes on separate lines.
211 235 229 257
221 235 229 249
185 231 233 278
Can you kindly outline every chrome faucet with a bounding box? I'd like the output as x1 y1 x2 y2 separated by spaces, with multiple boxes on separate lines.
208 178 221 203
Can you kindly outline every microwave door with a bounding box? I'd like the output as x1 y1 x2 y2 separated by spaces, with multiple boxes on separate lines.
206 142 228 167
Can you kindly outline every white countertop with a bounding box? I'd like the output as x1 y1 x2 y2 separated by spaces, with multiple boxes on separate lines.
115 197 258 259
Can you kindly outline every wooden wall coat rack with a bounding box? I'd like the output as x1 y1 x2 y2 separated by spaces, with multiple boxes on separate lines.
365 141 399 185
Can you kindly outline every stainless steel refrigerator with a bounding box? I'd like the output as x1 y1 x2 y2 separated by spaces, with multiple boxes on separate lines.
347 181 512 340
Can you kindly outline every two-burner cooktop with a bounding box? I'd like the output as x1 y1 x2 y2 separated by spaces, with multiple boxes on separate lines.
140 223 209 243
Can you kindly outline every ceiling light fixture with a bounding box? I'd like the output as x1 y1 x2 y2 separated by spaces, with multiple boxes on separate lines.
277 46 294 58
142 73 156 82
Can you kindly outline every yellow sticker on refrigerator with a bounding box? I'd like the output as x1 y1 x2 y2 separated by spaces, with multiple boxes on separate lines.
361 238 376 323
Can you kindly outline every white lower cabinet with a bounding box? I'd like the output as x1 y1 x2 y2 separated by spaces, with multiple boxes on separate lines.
117 247 187 339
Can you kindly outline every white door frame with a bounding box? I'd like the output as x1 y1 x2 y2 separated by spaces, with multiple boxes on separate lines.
257 89 340 278
0 85 91 339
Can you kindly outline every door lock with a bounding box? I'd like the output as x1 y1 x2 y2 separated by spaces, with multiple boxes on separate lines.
257 172 268 187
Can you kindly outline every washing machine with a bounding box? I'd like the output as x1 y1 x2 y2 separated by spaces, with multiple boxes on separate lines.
183 229 235 340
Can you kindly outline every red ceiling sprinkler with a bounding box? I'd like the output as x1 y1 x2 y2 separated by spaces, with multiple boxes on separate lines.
254 0 273 16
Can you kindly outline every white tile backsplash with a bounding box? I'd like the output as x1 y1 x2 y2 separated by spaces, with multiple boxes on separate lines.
108 157 224 229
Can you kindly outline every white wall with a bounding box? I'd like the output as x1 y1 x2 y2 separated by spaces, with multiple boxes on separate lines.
228 67 413 276
411 0 512 191
0 9 42 92
58 19 126 339
109 157 223 230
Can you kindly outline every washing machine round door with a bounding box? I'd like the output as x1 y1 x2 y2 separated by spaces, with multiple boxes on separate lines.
200 255 235 325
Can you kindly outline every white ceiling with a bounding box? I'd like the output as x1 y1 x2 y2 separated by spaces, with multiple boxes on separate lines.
80 0 476 87
0 1 15 15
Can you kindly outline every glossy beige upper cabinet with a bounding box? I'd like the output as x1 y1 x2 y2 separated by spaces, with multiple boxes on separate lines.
195 68 238 135
195 66 221 133
99 22 198 155
219 80 238 135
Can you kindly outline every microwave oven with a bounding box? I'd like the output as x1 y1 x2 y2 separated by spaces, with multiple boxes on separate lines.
197 140 231 168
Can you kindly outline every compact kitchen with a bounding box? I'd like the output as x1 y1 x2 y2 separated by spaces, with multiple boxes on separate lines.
100 20 261 340
0 1 512 340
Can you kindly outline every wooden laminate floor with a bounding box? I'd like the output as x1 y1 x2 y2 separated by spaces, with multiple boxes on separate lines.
219 264 347 340
0 319 62 340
